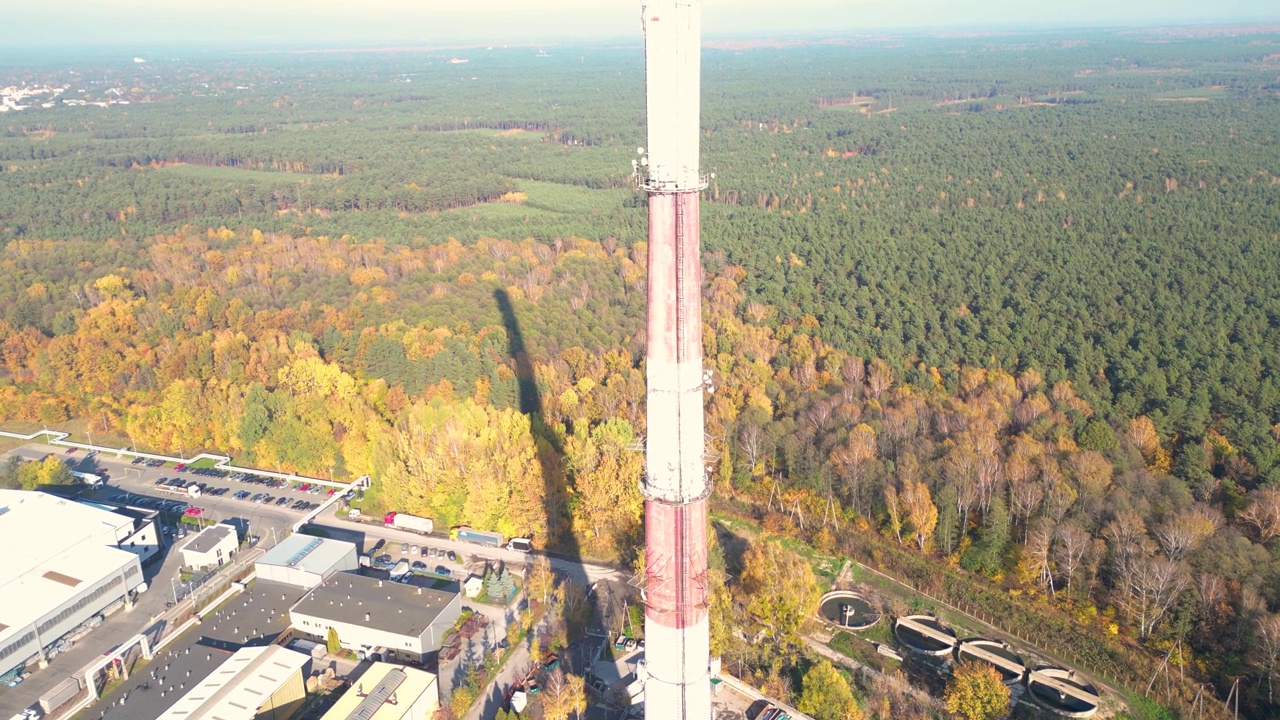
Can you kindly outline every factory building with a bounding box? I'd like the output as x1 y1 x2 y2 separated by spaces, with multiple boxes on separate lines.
289 573 461 664
179 524 238 570
155 644 310 720
254 534 359 588
0 489 151 678
319 662 439 720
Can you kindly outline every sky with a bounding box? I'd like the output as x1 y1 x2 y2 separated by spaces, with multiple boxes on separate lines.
8 0 1279 48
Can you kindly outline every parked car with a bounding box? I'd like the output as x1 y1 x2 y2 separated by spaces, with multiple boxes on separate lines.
420 546 430 558
447 550 457 562
275 496 291 506
373 554 394 569
411 560 427 572
410 545 419 555
400 542 409 554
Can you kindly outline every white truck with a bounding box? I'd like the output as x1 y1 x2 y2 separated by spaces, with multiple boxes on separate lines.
383 512 433 535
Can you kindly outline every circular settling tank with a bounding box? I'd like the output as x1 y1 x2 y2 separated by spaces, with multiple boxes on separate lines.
893 615 957 656
818 592 880 631
957 639 1026 684
1027 666 1100 718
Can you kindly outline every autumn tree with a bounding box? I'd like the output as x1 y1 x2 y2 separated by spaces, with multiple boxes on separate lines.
944 661 1010 720
901 478 938 551
1117 553 1190 639
797 661 864 720
1256 613 1280 706
528 555 555 607
1153 504 1221 561
739 542 820 649
832 423 876 515
1126 416 1160 463
326 626 341 655
1021 517 1057 597
1239 487 1280 544
564 418 644 552
884 483 904 543
17 455 73 490
1053 522 1091 599
541 670 587 720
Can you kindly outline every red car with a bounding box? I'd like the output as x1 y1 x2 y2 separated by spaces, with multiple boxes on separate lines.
65 448 76 454
183 507 203 517
175 463 186 471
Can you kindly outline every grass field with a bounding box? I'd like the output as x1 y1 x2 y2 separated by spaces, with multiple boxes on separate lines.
1154 86 1229 101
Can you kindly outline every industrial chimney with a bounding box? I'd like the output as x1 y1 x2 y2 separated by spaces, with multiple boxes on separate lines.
639 1 712 719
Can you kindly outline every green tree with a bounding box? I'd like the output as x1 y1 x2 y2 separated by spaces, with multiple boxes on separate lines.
797 661 863 720
961 497 1010 577
326 626 341 655
944 661 1010 720
0 456 21 490
1077 419 1118 452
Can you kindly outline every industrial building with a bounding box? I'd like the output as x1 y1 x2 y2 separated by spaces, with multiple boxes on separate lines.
0 489 152 678
179 524 238 569
319 662 439 720
155 644 310 720
289 573 461 664
254 534 358 588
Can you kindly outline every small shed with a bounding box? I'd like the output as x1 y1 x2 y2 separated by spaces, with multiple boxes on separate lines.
463 575 484 598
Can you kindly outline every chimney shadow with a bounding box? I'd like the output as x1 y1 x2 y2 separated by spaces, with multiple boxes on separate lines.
493 289 579 561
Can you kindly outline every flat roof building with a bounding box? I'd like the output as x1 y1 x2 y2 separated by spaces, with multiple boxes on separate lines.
179 525 238 570
255 535 358 589
289 573 461 664
0 489 148 678
155 644 309 720
318 662 439 720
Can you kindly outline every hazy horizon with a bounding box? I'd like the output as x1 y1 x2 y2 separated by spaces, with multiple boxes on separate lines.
6 0 1279 51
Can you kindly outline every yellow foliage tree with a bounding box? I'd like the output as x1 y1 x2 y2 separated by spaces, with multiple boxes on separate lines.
944 661 1010 720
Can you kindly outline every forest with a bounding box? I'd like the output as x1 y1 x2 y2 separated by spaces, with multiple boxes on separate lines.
1 26 1279 718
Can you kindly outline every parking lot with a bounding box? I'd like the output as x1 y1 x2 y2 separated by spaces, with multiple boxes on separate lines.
96 456 354 519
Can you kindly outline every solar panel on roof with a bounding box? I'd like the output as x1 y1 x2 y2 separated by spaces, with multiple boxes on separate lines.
285 537 324 567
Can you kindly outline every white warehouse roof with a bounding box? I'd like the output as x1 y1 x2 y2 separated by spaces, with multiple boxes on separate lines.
157 645 309 720
0 490 141 642
256 534 356 576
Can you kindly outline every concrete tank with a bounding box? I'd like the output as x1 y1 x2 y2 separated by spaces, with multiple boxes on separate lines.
1027 666 1100 718
956 639 1026 684
893 615 957 656
818 591 880 631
